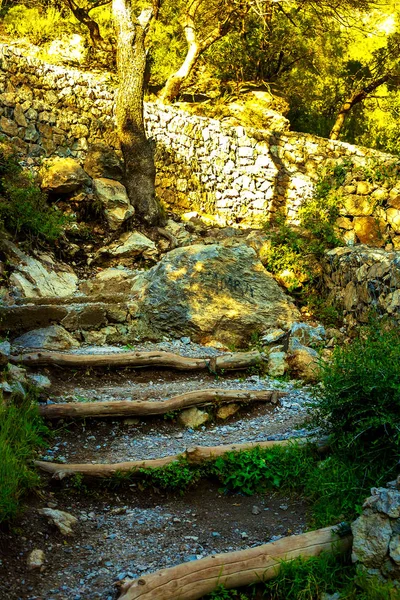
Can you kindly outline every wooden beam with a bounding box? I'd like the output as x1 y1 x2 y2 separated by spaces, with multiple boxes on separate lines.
39 389 284 420
11 350 264 371
34 437 327 480
118 526 352 600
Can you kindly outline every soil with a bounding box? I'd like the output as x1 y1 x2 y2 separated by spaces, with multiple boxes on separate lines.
0 481 307 600
1 345 313 600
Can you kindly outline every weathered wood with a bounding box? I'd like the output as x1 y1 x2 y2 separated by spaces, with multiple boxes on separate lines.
118 526 352 600
39 388 283 420
11 350 264 371
34 437 327 480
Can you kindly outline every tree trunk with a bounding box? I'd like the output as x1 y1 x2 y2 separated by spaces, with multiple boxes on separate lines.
159 41 201 104
113 0 162 225
64 2 105 49
38 388 284 420
330 74 390 140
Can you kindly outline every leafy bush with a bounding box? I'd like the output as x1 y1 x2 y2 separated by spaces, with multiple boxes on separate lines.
0 392 49 522
138 458 204 493
0 144 66 243
310 321 400 453
4 5 75 45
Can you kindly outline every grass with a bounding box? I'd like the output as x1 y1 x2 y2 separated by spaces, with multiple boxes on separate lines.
0 391 50 523
205 553 400 599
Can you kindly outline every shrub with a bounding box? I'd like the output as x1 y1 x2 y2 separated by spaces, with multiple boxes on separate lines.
0 391 50 522
4 5 75 46
310 320 400 454
0 144 67 243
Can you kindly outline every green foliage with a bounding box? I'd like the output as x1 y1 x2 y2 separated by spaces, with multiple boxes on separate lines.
0 391 50 523
207 586 250 600
310 320 400 453
4 5 76 45
138 458 204 493
263 552 354 600
0 144 66 243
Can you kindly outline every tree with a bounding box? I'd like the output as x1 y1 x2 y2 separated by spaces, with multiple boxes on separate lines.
112 0 163 225
62 0 109 48
330 31 400 140
159 0 250 104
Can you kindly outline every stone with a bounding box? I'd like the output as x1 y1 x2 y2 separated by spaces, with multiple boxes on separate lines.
84 143 123 181
179 407 209 428
27 374 52 389
12 325 79 352
2 240 78 299
261 328 286 345
287 344 320 382
290 322 325 346
353 216 386 247
268 351 287 377
0 340 10 366
40 157 89 194
79 268 137 297
335 216 353 230
216 403 240 419
351 512 392 567
387 208 400 234
342 195 374 216
96 231 157 261
0 116 18 137
356 181 373 195
14 103 28 127
363 487 400 518
131 244 300 347
38 508 78 536
93 178 134 230
27 549 45 571
389 535 400 565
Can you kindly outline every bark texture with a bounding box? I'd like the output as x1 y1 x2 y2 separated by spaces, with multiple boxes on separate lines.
38 388 284 419
118 527 352 600
113 0 162 224
11 350 263 371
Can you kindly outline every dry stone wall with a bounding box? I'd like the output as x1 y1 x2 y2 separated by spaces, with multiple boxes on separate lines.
1 43 400 232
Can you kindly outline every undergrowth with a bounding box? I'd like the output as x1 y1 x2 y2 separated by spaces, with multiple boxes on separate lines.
0 142 66 243
0 390 50 523
205 553 400 599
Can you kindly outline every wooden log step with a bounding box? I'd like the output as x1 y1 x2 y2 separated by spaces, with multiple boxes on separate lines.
11 350 263 371
118 526 352 600
38 388 285 420
34 437 327 480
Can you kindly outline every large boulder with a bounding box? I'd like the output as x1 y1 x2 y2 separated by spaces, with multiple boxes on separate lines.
2 240 78 299
93 178 134 230
12 325 79 352
131 244 300 347
84 143 124 181
40 157 89 194
96 231 158 261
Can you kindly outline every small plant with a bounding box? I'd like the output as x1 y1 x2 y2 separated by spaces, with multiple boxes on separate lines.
139 458 204 493
0 391 50 522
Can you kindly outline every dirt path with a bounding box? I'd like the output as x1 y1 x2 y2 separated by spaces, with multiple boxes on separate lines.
0 344 313 600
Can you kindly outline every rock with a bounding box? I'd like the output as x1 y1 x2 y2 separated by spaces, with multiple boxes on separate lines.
216 404 240 420
387 208 400 234
93 178 134 230
341 195 374 217
363 487 400 519
287 344 320 382
0 340 10 365
7 364 27 383
179 407 209 428
79 268 137 297
40 157 89 194
290 322 325 346
96 231 158 261
353 216 385 247
38 508 78 536
389 535 400 565
352 512 392 567
27 374 52 389
12 325 79 352
2 240 78 299
261 328 286 345
47 34 87 64
84 143 123 181
164 219 194 246
131 244 300 347
27 549 45 571
268 351 287 377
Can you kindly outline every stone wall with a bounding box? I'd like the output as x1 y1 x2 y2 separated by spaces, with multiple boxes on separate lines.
1 43 400 230
324 245 400 328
